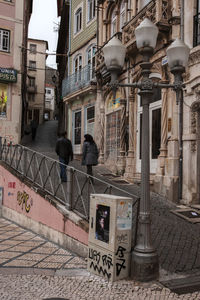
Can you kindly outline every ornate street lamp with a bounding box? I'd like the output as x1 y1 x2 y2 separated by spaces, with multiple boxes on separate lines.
103 18 189 282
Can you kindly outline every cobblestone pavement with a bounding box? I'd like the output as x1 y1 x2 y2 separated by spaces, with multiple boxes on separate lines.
1 217 200 299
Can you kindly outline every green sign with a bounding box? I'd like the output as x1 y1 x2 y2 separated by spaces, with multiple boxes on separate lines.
0 68 17 83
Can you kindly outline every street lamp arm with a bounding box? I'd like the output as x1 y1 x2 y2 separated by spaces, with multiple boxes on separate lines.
108 80 185 91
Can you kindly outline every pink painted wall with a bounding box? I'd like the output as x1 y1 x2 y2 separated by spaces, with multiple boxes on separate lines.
0 165 88 245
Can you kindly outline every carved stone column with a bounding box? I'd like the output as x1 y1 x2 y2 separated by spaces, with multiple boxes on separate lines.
117 99 126 175
124 92 135 180
99 107 105 164
156 88 168 175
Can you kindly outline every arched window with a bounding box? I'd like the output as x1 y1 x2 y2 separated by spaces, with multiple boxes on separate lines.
88 0 96 22
74 55 82 82
75 7 82 33
111 9 117 37
120 2 126 31
86 45 96 80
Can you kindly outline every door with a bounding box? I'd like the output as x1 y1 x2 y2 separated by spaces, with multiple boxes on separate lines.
105 111 120 159
84 105 95 137
72 110 82 154
136 92 161 174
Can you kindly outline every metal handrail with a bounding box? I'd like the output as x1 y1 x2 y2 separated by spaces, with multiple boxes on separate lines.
0 136 140 246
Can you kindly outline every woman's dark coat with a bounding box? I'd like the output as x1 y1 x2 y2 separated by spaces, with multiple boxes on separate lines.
82 141 99 166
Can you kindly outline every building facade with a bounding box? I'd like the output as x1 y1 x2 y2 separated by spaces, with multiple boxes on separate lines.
0 0 32 143
61 0 97 156
26 38 48 125
95 0 200 205
59 0 200 205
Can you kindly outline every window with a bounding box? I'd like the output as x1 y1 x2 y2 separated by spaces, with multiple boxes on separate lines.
86 45 96 80
74 55 82 82
45 89 51 95
85 106 95 136
74 111 81 145
120 2 126 31
29 61 36 70
127 0 132 21
30 44 36 53
0 83 8 117
28 77 35 87
75 8 82 33
88 0 96 22
0 29 10 52
111 9 117 37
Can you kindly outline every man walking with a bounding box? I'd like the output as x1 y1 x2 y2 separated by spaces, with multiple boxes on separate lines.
30 118 38 141
55 132 73 182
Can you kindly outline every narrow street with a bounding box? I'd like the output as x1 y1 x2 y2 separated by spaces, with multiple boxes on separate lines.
1 120 200 299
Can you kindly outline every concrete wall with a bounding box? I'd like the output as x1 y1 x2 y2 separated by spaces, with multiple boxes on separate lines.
0 164 88 257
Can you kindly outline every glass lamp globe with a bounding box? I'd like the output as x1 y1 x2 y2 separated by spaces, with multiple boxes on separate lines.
135 18 158 49
166 38 190 69
103 37 126 71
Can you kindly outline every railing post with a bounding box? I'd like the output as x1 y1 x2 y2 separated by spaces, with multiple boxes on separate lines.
9 142 12 165
23 147 27 176
67 167 74 210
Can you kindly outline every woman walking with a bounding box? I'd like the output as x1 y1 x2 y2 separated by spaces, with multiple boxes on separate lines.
82 134 99 180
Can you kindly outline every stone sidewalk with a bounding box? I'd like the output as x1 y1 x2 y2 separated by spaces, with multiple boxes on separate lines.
0 217 200 300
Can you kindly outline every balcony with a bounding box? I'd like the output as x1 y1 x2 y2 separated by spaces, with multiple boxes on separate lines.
27 85 37 94
194 13 200 47
123 0 170 51
62 65 96 98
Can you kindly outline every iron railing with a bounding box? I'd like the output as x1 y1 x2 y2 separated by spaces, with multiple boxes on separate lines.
194 13 200 47
62 64 95 97
0 137 139 232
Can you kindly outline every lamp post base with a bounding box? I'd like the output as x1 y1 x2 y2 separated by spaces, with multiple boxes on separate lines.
131 250 159 282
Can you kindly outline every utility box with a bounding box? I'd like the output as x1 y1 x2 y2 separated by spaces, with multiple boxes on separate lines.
87 194 133 282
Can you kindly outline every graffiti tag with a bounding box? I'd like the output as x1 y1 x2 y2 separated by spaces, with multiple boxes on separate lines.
17 191 32 213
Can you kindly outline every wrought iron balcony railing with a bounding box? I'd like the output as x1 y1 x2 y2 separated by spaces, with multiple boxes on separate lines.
194 13 200 47
62 64 95 98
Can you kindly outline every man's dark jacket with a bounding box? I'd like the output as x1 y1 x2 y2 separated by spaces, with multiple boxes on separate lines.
55 137 73 164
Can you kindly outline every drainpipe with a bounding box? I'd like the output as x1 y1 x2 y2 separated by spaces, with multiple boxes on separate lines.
178 0 184 201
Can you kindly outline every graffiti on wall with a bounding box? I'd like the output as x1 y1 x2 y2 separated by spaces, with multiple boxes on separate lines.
88 245 128 280
88 248 113 280
8 182 16 188
17 191 32 213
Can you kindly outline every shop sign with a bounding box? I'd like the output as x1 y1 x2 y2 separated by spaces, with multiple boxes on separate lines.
0 68 17 83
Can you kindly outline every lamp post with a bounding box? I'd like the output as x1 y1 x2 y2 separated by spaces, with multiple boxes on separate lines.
102 18 190 282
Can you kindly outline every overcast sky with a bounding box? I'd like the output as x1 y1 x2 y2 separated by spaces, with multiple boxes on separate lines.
28 0 60 69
